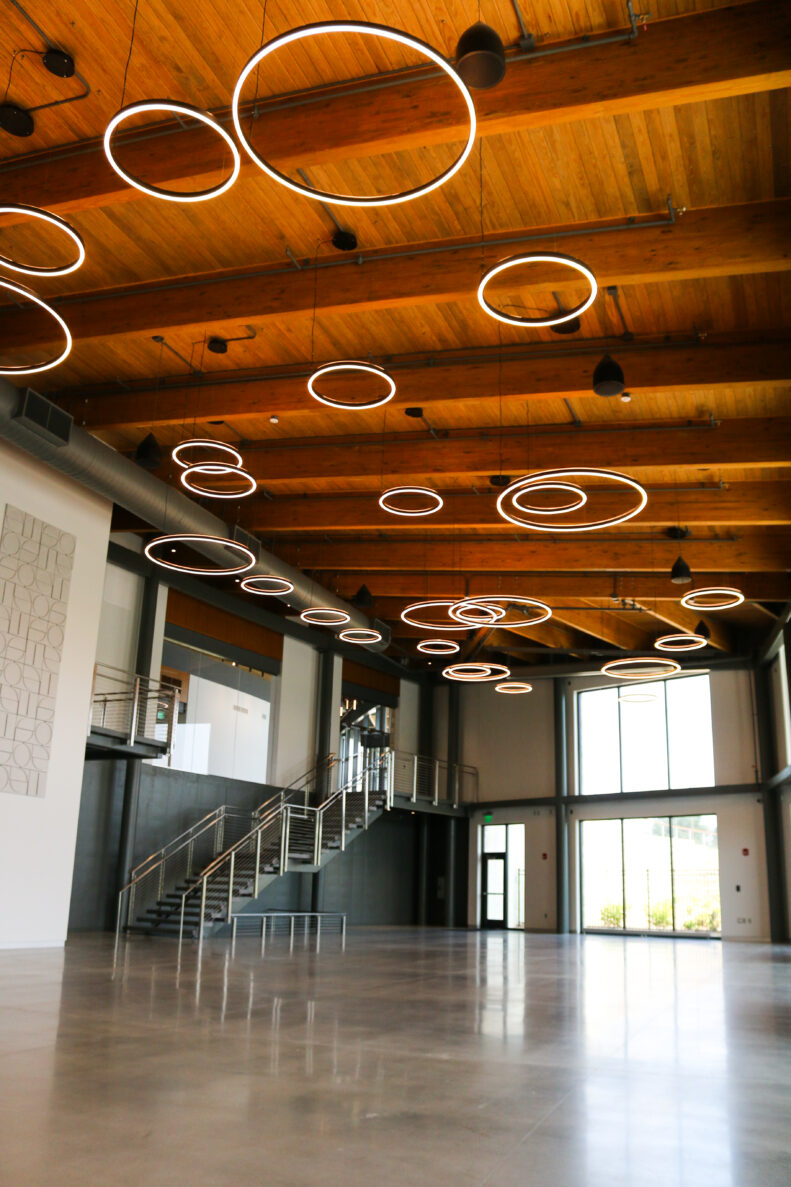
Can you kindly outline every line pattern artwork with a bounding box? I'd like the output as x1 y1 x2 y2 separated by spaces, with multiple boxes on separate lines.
0 504 75 797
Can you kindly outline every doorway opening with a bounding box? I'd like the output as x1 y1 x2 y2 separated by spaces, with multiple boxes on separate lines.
481 823 525 928
580 814 721 936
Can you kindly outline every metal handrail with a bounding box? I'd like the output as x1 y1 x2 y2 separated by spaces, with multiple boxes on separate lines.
89 661 176 748
254 752 338 816
129 804 240 883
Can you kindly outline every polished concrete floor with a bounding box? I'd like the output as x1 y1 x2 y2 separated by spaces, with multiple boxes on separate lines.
1 929 791 1186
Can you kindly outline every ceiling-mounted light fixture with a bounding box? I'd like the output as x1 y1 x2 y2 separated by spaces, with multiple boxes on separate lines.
601 657 681 680
495 681 532 694
592 355 625 396
449 596 552 628
454 22 506 90
134 432 162 471
680 587 745 611
477 253 597 328
695 620 711 639
379 486 443 517
496 468 647 532
308 361 396 410
299 607 351 626
401 599 498 632
352 584 373 608
670 555 692 584
654 633 707 652
144 534 256 576
417 639 460 655
0 278 72 375
339 627 383 644
172 438 256 500
0 204 85 276
442 662 511 683
104 101 241 202
241 575 295 597
231 22 476 207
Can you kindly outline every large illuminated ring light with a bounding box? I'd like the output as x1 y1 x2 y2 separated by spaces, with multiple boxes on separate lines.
680 587 745 611
496 468 647 532
654 633 707 653
172 439 244 468
104 101 241 202
144 534 256 576
477 253 598 328
442 662 511 683
417 639 459 655
300 607 351 626
0 205 85 276
308 361 396 410
401 599 503 632
339 627 383 644
495 681 532 694
450 595 552 628
181 463 257 499
0 278 72 376
241 575 295 596
231 21 477 207
379 486 443 516
601 657 681 681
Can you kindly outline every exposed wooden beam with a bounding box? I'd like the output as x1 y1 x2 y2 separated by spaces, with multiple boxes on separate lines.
331 574 791 602
277 533 791 572
4 2 789 222
392 617 582 654
548 600 656 651
4 201 791 353
236 417 791 484
251 481 791 532
633 598 732 652
68 339 791 430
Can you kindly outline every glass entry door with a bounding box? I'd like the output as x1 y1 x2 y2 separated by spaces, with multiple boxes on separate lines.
482 853 506 927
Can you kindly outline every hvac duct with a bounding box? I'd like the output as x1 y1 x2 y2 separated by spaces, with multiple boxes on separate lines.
0 379 368 632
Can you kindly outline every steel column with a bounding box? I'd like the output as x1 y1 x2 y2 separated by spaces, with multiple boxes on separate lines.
554 678 570 934
754 665 789 941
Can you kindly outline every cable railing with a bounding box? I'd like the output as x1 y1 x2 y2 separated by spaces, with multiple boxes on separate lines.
389 748 479 806
89 661 176 749
114 753 338 953
177 754 391 952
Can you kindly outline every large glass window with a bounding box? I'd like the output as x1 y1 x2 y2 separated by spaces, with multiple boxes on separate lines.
578 675 714 795
581 814 721 935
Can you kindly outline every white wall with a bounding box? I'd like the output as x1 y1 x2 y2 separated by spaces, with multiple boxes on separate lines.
459 679 555 800
710 669 760 785
0 442 111 948
396 678 420 753
270 635 319 786
94 562 143 674
770 647 791 773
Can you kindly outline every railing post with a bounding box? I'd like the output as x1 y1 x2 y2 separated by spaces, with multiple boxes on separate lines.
127 676 140 744
158 857 165 904
198 877 207 954
128 882 135 931
314 812 322 866
341 789 346 852
254 829 261 898
281 807 290 873
186 838 194 880
434 759 439 806
363 765 369 827
227 850 235 923
387 749 394 809
412 753 418 802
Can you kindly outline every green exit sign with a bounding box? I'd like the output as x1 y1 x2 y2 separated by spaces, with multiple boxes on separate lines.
484 813 493 823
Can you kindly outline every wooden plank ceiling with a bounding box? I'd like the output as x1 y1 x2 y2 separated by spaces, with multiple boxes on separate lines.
2 0 790 668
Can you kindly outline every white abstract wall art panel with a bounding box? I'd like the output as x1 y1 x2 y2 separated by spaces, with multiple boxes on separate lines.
0 504 75 797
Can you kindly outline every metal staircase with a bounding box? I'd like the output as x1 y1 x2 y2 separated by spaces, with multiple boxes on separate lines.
114 752 390 947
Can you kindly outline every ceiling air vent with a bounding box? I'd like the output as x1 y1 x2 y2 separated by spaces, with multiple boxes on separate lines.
230 523 260 565
13 388 73 447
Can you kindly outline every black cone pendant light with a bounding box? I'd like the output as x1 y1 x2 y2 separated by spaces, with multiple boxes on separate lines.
593 355 625 396
670 555 692 584
455 23 506 90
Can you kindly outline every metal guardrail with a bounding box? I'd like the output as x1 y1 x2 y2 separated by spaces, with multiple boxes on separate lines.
389 748 479 806
89 661 176 749
231 911 346 953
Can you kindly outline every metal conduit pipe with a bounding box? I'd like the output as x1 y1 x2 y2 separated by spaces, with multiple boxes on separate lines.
0 377 368 632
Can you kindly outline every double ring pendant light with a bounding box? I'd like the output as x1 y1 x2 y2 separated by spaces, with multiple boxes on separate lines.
4 21 746 668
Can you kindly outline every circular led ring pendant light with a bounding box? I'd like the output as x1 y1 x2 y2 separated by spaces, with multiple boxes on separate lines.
442 662 511 683
680 587 745 611
496 468 647 532
417 639 459 655
618 692 657 704
511 481 587 516
449 595 552 628
300 607 351 626
231 21 477 207
654 633 707 653
104 101 241 202
308 361 396 410
495 681 532 694
600 657 681 681
477 253 597 328
339 627 383 644
180 463 257 499
401 599 503 632
0 204 85 276
241 574 295 596
379 486 443 517
0 279 72 375
171 439 244 469
144 534 256 576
